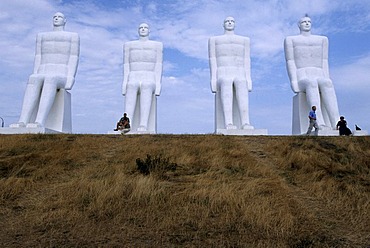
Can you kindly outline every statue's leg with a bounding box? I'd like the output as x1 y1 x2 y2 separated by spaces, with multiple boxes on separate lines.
318 79 340 128
219 78 234 128
299 79 325 126
18 75 44 124
234 79 252 128
139 83 155 130
124 83 138 126
34 76 65 126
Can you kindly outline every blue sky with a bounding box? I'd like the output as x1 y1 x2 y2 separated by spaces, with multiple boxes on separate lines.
0 0 369 134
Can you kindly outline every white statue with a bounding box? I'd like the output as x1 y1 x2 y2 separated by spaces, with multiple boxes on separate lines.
122 23 163 133
11 12 80 131
284 15 339 133
208 17 253 130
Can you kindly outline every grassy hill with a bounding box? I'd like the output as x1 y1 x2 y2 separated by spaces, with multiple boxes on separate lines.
0 134 369 247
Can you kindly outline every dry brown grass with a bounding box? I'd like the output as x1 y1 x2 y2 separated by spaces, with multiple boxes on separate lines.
0 134 369 247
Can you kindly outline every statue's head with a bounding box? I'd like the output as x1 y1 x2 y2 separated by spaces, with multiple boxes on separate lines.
223 16 235 31
138 23 150 37
53 12 66 27
298 14 311 32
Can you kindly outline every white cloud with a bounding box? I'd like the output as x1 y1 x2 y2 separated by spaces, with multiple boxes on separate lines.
332 54 370 91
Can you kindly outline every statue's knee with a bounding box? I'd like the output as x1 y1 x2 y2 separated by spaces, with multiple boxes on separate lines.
126 83 138 91
218 80 233 91
28 75 43 85
318 79 333 88
29 74 39 80
43 76 66 87
217 77 228 86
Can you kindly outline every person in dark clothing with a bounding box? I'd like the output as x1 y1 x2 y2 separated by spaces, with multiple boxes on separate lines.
114 113 130 131
336 116 352 136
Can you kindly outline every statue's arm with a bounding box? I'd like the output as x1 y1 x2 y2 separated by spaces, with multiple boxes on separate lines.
32 34 42 74
284 37 299 93
122 43 129 95
65 33 80 90
155 42 163 96
322 37 330 78
244 38 252 91
208 37 217 93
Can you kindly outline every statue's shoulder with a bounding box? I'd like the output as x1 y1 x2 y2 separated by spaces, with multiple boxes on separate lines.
125 40 162 49
125 40 136 45
37 31 79 38
124 40 140 48
210 34 249 41
209 35 223 41
37 31 50 38
145 40 163 50
235 34 249 40
150 40 163 47
64 31 79 37
63 31 79 41
284 35 299 41
311 34 328 40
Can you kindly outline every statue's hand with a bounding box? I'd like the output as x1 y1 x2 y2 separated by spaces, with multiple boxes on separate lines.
65 77 75 90
291 81 299 93
247 81 252 92
211 80 217 93
155 83 161 96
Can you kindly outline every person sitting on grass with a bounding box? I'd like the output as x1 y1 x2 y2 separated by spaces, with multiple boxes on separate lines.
114 113 130 131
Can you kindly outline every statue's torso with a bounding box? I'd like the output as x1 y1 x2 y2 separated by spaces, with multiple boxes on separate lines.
214 35 247 68
290 35 325 69
127 40 161 73
212 35 249 79
38 31 76 75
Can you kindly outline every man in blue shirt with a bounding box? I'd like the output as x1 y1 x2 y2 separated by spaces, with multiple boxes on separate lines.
306 106 319 135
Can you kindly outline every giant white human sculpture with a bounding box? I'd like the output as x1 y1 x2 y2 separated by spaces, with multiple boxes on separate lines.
11 12 80 132
209 17 253 131
122 23 163 133
284 15 339 134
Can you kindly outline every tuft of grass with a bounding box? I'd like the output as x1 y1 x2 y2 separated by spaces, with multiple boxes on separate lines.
136 154 177 179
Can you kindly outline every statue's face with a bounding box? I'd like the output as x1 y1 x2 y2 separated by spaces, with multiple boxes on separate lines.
299 17 311 32
53 12 66 27
223 17 235 31
138 23 149 37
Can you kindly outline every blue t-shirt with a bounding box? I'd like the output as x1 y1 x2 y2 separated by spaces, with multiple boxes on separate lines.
309 110 316 120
